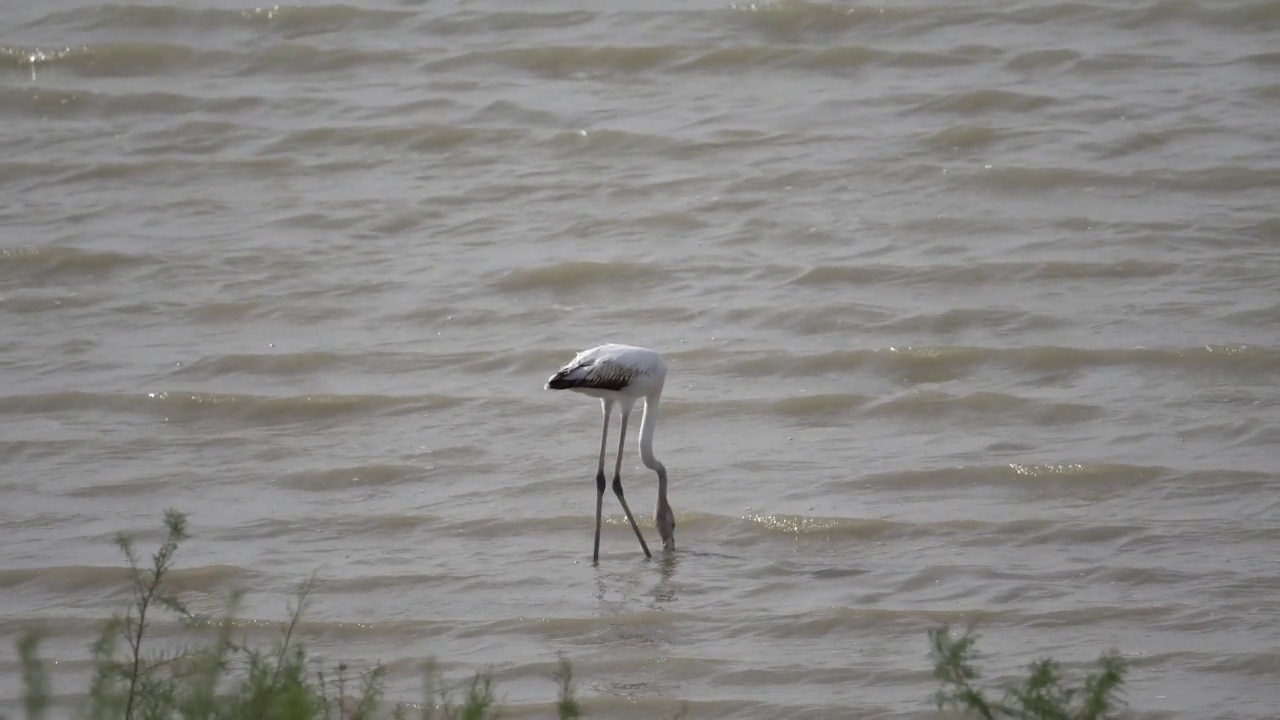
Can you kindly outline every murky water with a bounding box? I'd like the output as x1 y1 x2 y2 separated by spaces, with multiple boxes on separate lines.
2 1 1279 717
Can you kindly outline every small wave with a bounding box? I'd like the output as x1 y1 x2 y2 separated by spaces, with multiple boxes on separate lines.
166 564 246 593
913 88 1057 115
264 124 524 154
1119 0 1280 31
64 477 171 498
685 44 975 72
632 211 709 232
965 165 1136 191
1018 523 1146 546
727 1 940 40
0 390 463 425
1007 462 1159 481
678 45 802 71
1240 214 1280 245
1086 565 1206 588
876 307 1066 335
1199 653 1280 677
849 463 1166 491
28 4 413 34
1022 604 1183 628
723 347 973 382
277 465 424 492
428 45 678 78
442 514 589 539
1002 3 1105 24
237 44 415 75
920 124 1003 150
742 513 982 541
542 127 692 157
0 566 125 591
1144 166 1280 193
0 246 145 282
241 4 414 36
0 160 60 191
322 572 463 594
794 45 883 70
1239 51 1280 67
1208 0 1280 30
1091 126 1220 160
872 48 976 69
1220 300 1280 329
174 352 350 378
653 397 765 420
2 41 415 79
724 168 840 194
37 158 293 190
0 87 92 120
1005 48 1081 71
749 606 993 638
719 344 1280 383
0 88 261 121
0 45 79 71
0 291 101 313
421 10 597 35
186 301 259 323
1245 84 1280 104
232 512 435 539
461 348 569 375
286 618 451 642
467 99 562 126
29 4 227 30
790 258 1178 286
143 391 462 425
54 159 192 185
769 393 871 418
867 390 1103 425
0 564 240 593
1070 51 1168 75
473 609 692 639
124 120 248 157
0 42 213 77
493 260 665 293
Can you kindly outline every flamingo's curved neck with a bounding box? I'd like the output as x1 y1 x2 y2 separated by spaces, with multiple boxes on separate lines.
639 385 667 501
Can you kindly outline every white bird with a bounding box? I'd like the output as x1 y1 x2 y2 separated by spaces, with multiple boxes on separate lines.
546 343 676 564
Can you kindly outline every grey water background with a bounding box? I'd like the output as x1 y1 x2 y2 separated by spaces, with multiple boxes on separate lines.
2 0 1279 717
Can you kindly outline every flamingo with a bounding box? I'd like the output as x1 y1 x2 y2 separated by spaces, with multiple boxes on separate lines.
546 343 675 563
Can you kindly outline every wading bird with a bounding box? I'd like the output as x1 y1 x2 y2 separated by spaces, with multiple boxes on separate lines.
546 343 675 564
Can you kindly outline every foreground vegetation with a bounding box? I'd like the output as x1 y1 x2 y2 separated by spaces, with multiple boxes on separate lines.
929 625 1126 719
4 511 1127 719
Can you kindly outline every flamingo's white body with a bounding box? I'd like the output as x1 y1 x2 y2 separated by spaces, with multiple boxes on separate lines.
546 343 675 563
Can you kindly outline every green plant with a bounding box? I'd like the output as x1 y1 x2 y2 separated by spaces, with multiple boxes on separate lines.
395 659 498 720
13 510 390 720
3 511 1141 720
83 508 191 720
929 624 1127 720
553 654 581 720
16 626 50 720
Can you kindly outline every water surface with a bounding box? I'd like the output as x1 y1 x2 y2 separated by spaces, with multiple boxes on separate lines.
2 1 1279 717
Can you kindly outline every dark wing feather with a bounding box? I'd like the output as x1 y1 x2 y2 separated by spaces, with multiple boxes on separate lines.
577 361 632 391
546 357 635 391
